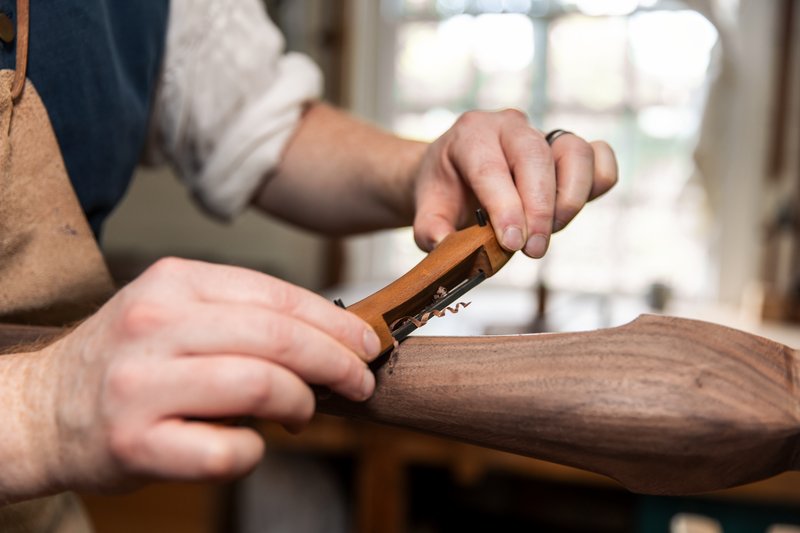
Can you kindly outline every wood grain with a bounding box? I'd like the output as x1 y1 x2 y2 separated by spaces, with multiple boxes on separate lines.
318 314 800 495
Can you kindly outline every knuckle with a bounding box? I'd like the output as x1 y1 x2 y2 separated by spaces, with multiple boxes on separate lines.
133 257 191 297
240 366 273 409
105 362 146 403
328 355 362 391
287 389 316 426
117 300 171 338
473 160 507 182
526 137 553 162
337 318 364 354
261 317 297 361
265 279 301 315
298 392 315 423
145 256 187 280
590 141 619 187
527 209 555 235
599 166 619 188
455 110 484 129
571 139 595 161
201 440 238 478
593 139 613 153
501 108 528 122
528 190 556 214
508 136 552 168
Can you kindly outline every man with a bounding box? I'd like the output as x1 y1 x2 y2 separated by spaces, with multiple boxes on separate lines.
0 0 616 528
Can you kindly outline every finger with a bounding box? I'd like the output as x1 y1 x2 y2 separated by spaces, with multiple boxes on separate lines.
588 140 618 200
140 258 382 361
450 130 527 252
500 126 556 258
549 133 595 233
134 356 316 427
128 419 265 481
165 303 375 402
413 156 469 251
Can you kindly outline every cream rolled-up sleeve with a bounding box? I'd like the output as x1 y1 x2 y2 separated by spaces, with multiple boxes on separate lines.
144 0 323 219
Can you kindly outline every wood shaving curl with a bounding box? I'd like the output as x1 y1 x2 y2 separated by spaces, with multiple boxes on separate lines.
385 291 471 374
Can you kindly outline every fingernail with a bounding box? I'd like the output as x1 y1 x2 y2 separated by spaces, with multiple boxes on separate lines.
524 234 549 258
361 369 375 399
501 226 525 251
363 328 381 358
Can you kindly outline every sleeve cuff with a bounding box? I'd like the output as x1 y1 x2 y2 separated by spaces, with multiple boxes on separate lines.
189 53 323 219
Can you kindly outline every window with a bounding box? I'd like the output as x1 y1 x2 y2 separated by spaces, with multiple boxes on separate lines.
349 0 718 301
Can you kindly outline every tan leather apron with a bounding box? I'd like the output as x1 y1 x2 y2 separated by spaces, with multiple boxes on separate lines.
1 0 115 530
0 2 114 324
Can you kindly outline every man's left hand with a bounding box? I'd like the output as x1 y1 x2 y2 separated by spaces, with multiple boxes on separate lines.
412 109 618 257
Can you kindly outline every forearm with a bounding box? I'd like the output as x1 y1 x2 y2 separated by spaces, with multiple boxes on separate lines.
253 102 427 235
0 350 61 505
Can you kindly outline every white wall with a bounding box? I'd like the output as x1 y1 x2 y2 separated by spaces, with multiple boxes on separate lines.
101 167 327 289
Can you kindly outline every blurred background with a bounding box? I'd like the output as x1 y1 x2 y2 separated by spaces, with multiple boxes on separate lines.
87 0 800 531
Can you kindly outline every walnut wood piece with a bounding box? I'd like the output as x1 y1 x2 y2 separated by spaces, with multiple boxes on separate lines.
346 222 513 354
318 315 800 495
2 315 798 495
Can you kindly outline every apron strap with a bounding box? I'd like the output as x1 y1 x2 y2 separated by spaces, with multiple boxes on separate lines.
10 0 29 101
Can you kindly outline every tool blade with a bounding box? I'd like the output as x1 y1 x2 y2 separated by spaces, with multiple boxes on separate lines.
390 271 486 343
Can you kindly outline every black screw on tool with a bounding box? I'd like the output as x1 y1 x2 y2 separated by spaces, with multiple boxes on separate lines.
475 208 488 227
334 298 346 308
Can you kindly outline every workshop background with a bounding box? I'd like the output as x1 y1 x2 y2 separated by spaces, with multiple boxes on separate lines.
86 0 800 532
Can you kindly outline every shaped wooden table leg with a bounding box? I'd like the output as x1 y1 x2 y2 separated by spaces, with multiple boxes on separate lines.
2 315 799 496
319 315 800 495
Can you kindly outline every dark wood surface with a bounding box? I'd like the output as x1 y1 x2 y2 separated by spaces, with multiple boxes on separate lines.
318 314 800 495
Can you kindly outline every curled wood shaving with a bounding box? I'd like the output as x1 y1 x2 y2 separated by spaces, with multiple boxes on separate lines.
385 287 472 374
388 301 472 331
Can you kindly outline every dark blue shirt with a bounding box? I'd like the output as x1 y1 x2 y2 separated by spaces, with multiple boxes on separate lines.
0 1 169 235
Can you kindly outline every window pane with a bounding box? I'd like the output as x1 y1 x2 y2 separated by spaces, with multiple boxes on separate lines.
548 14 628 111
394 109 458 141
401 0 437 17
370 3 719 303
396 14 537 113
629 10 718 107
396 20 475 109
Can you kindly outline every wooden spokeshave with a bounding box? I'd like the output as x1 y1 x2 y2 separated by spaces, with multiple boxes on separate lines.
339 209 514 356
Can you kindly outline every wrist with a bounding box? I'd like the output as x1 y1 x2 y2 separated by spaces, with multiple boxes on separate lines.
0 347 64 503
379 138 427 227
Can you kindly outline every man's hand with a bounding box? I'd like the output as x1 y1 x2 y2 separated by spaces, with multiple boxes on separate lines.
258 104 616 255
412 109 618 257
2 258 380 501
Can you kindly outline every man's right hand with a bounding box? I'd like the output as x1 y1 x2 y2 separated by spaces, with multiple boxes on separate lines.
2 258 380 501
